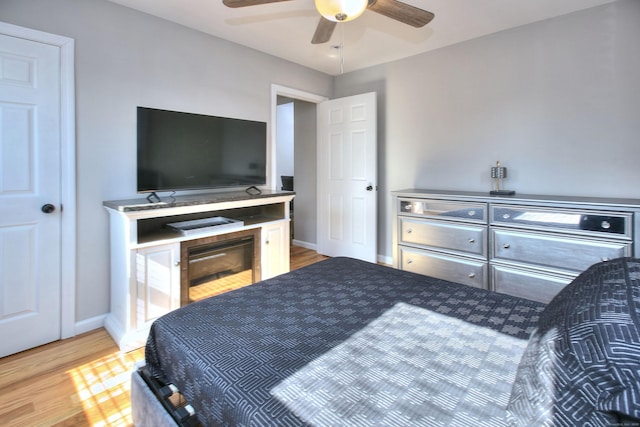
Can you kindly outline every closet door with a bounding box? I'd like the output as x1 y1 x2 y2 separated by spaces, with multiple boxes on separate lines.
0 31 63 357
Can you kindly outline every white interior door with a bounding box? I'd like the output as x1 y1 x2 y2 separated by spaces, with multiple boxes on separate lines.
317 92 377 262
0 32 62 357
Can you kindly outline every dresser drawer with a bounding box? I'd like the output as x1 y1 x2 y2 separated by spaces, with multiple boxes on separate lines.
399 198 486 223
491 228 632 273
400 218 487 257
491 204 632 239
490 263 574 304
399 247 487 289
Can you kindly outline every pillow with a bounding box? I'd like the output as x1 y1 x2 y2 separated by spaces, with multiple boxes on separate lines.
507 257 640 426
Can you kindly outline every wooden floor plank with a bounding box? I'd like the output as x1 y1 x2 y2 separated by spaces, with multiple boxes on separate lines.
290 244 329 270
0 246 326 427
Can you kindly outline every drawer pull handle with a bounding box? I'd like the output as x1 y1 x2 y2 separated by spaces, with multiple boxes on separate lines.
468 238 475 244
502 213 511 220
407 259 413 264
404 204 412 210
601 257 610 262
468 210 476 216
406 228 413 234
468 273 476 279
601 221 611 229
503 243 511 249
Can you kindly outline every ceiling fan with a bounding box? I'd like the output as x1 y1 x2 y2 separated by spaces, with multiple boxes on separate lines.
222 0 435 44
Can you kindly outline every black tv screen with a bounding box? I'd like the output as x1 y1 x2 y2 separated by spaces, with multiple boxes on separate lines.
137 107 267 193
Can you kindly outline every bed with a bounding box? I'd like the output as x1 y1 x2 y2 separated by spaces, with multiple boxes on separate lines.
131 256 640 426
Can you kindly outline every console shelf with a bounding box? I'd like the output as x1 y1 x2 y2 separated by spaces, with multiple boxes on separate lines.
132 202 285 245
103 190 295 351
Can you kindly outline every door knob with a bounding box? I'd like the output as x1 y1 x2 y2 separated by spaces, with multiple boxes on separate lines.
366 185 373 191
41 204 56 214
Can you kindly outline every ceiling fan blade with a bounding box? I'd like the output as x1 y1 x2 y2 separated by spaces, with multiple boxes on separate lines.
367 0 434 27
311 17 337 44
223 0 291 8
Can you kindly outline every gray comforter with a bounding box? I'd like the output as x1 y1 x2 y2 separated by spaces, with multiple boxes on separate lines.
145 257 544 426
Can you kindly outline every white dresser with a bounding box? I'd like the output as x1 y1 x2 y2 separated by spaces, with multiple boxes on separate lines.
392 189 640 303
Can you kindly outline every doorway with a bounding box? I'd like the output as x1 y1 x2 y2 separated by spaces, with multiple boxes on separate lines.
271 86 378 262
271 85 327 251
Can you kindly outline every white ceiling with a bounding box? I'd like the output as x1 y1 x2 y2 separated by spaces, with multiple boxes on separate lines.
107 0 615 76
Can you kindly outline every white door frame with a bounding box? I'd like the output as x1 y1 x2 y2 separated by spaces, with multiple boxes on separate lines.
0 21 76 339
269 84 327 191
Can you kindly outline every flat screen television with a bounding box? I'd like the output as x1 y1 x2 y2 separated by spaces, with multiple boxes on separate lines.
137 106 267 193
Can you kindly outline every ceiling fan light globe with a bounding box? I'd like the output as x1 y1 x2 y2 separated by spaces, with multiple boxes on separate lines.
314 0 368 22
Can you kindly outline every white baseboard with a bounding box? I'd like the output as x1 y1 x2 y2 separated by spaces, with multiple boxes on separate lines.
75 313 108 335
292 239 317 250
378 254 393 266
104 314 150 352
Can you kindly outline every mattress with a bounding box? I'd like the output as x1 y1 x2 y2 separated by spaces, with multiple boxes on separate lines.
144 257 545 426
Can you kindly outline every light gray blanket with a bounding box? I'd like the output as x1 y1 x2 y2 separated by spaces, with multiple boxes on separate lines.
272 302 528 426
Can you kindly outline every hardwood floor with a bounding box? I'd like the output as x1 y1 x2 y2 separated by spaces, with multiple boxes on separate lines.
289 243 329 270
0 245 328 427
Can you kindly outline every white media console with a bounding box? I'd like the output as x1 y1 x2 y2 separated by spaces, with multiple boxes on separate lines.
103 190 295 351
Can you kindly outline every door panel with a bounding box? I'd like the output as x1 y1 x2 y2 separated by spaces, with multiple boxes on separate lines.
262 221 288 279
135 245 180 327
317 92 377 262
0 33 62 357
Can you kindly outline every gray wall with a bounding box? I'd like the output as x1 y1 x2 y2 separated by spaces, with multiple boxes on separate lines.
334 0 640 262
293 100 318 245
0 0 332 324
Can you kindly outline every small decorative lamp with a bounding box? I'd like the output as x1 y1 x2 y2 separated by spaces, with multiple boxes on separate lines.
315 0 368 22
490 161 515 195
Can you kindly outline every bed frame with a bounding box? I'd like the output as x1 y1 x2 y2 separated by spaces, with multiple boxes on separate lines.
131 364 198 427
